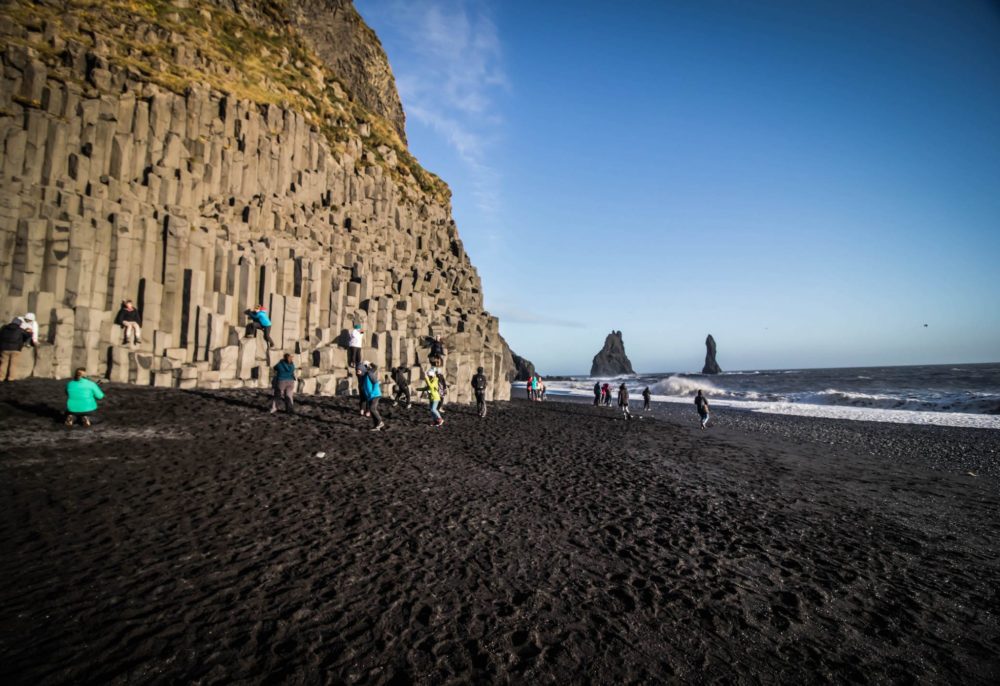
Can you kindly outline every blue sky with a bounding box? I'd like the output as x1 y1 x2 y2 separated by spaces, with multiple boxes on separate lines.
357 0 1000 375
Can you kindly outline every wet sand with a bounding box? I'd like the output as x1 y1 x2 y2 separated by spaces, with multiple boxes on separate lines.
1 379 998 684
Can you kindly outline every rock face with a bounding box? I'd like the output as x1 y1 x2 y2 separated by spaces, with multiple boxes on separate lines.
0 0 512 402
590 331 635 376
511 352 535 382
702 334 722 374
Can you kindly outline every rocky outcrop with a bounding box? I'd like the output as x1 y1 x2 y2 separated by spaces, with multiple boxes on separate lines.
0 0 512 401
590 331 634 377
702 334 722 374
511 352 535 382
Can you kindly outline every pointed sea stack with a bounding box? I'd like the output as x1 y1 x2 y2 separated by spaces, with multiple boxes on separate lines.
590 331 635 376
702 335 722 374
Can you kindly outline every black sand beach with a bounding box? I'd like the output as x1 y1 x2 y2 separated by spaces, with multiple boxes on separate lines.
1 380 998 684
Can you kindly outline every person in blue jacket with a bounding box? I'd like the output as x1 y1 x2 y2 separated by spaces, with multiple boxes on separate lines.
270 353 296 414
361 362 385 431
245 305 275 347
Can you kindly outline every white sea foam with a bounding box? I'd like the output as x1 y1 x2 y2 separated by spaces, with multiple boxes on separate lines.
525 380 1000 429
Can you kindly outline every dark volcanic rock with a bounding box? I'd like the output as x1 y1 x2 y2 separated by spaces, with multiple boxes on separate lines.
703 334 722 374
511 352 536 382
591 331 635 376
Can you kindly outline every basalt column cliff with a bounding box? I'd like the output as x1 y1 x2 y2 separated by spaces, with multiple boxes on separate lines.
0 0 514 401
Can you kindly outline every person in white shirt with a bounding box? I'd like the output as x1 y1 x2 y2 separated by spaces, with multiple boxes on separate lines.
19 313 39 346
348 324 364 368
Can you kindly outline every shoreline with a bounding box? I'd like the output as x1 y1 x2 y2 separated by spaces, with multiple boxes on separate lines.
2 380 998 683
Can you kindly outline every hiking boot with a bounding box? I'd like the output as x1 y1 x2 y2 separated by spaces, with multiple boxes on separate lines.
64 415 74 427
370 423 385 432
81 417 91 427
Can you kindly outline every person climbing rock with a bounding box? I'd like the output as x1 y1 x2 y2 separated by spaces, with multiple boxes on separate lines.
245 305 275 347
348 324 364 368
0 317 33 382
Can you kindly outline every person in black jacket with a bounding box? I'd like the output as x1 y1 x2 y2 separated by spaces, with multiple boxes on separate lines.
391 367 411 409
114 299 142 345
618 383 632 420
471 366 488 417
642 386 651 412
0 318 33 382
593 381 601 406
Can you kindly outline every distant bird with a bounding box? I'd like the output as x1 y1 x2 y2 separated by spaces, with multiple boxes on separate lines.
923 324 928 327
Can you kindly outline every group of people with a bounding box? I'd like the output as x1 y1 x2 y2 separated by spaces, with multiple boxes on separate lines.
592 380 711 427
525 374 546 401
262 328 488 430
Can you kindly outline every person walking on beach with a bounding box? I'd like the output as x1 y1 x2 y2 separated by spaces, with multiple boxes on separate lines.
65 368 104 427
530 374 539 402
391 367 411 408
418 369 444 427
695 389 710 429
526 376 534 401
602 383 612 407
114 300 142 345
356 363 370 416
245 306 275 347
618 383 632 420
593 381 601 406
472 366 488 418
0 317 33 382
539 378 547 401
362 363 385 431
642 386 651 412
270 353 296 414
348 324 364 368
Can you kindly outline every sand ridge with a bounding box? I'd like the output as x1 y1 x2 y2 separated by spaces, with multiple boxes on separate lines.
1 380 998 683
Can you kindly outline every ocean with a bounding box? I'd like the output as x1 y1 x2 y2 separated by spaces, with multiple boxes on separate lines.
520 363 1000 429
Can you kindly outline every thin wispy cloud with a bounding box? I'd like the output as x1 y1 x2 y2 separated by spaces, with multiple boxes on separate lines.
363 0 507 216
491 305 586 329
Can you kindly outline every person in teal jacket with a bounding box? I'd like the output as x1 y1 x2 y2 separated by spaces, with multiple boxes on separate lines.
65 367 104 427
361 362 385 431
244 305 275 347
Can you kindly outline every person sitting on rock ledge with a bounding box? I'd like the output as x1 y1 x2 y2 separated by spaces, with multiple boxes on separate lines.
114 300 142 345
244 305 275 348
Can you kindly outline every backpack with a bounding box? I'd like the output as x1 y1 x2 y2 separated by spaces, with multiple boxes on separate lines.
474 374 486 391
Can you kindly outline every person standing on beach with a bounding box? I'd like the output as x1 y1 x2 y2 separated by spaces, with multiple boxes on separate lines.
602 383 612 407
526 376 534 401
356 363 370 416
695 390 710 429
270 353 296 414
245 306 275 348
348 324 364 368
642 386 651 412
539 378 547 401
65 368 104 427
0 318 33 382
472 366 488 417
618 383 632 420
114 300 142 345
418 369 444 427
530 374 539 402
593 381 601 406
362 363 385 431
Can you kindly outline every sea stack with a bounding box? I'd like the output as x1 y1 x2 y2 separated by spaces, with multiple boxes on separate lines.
591 331 635 376
702 335 722 374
